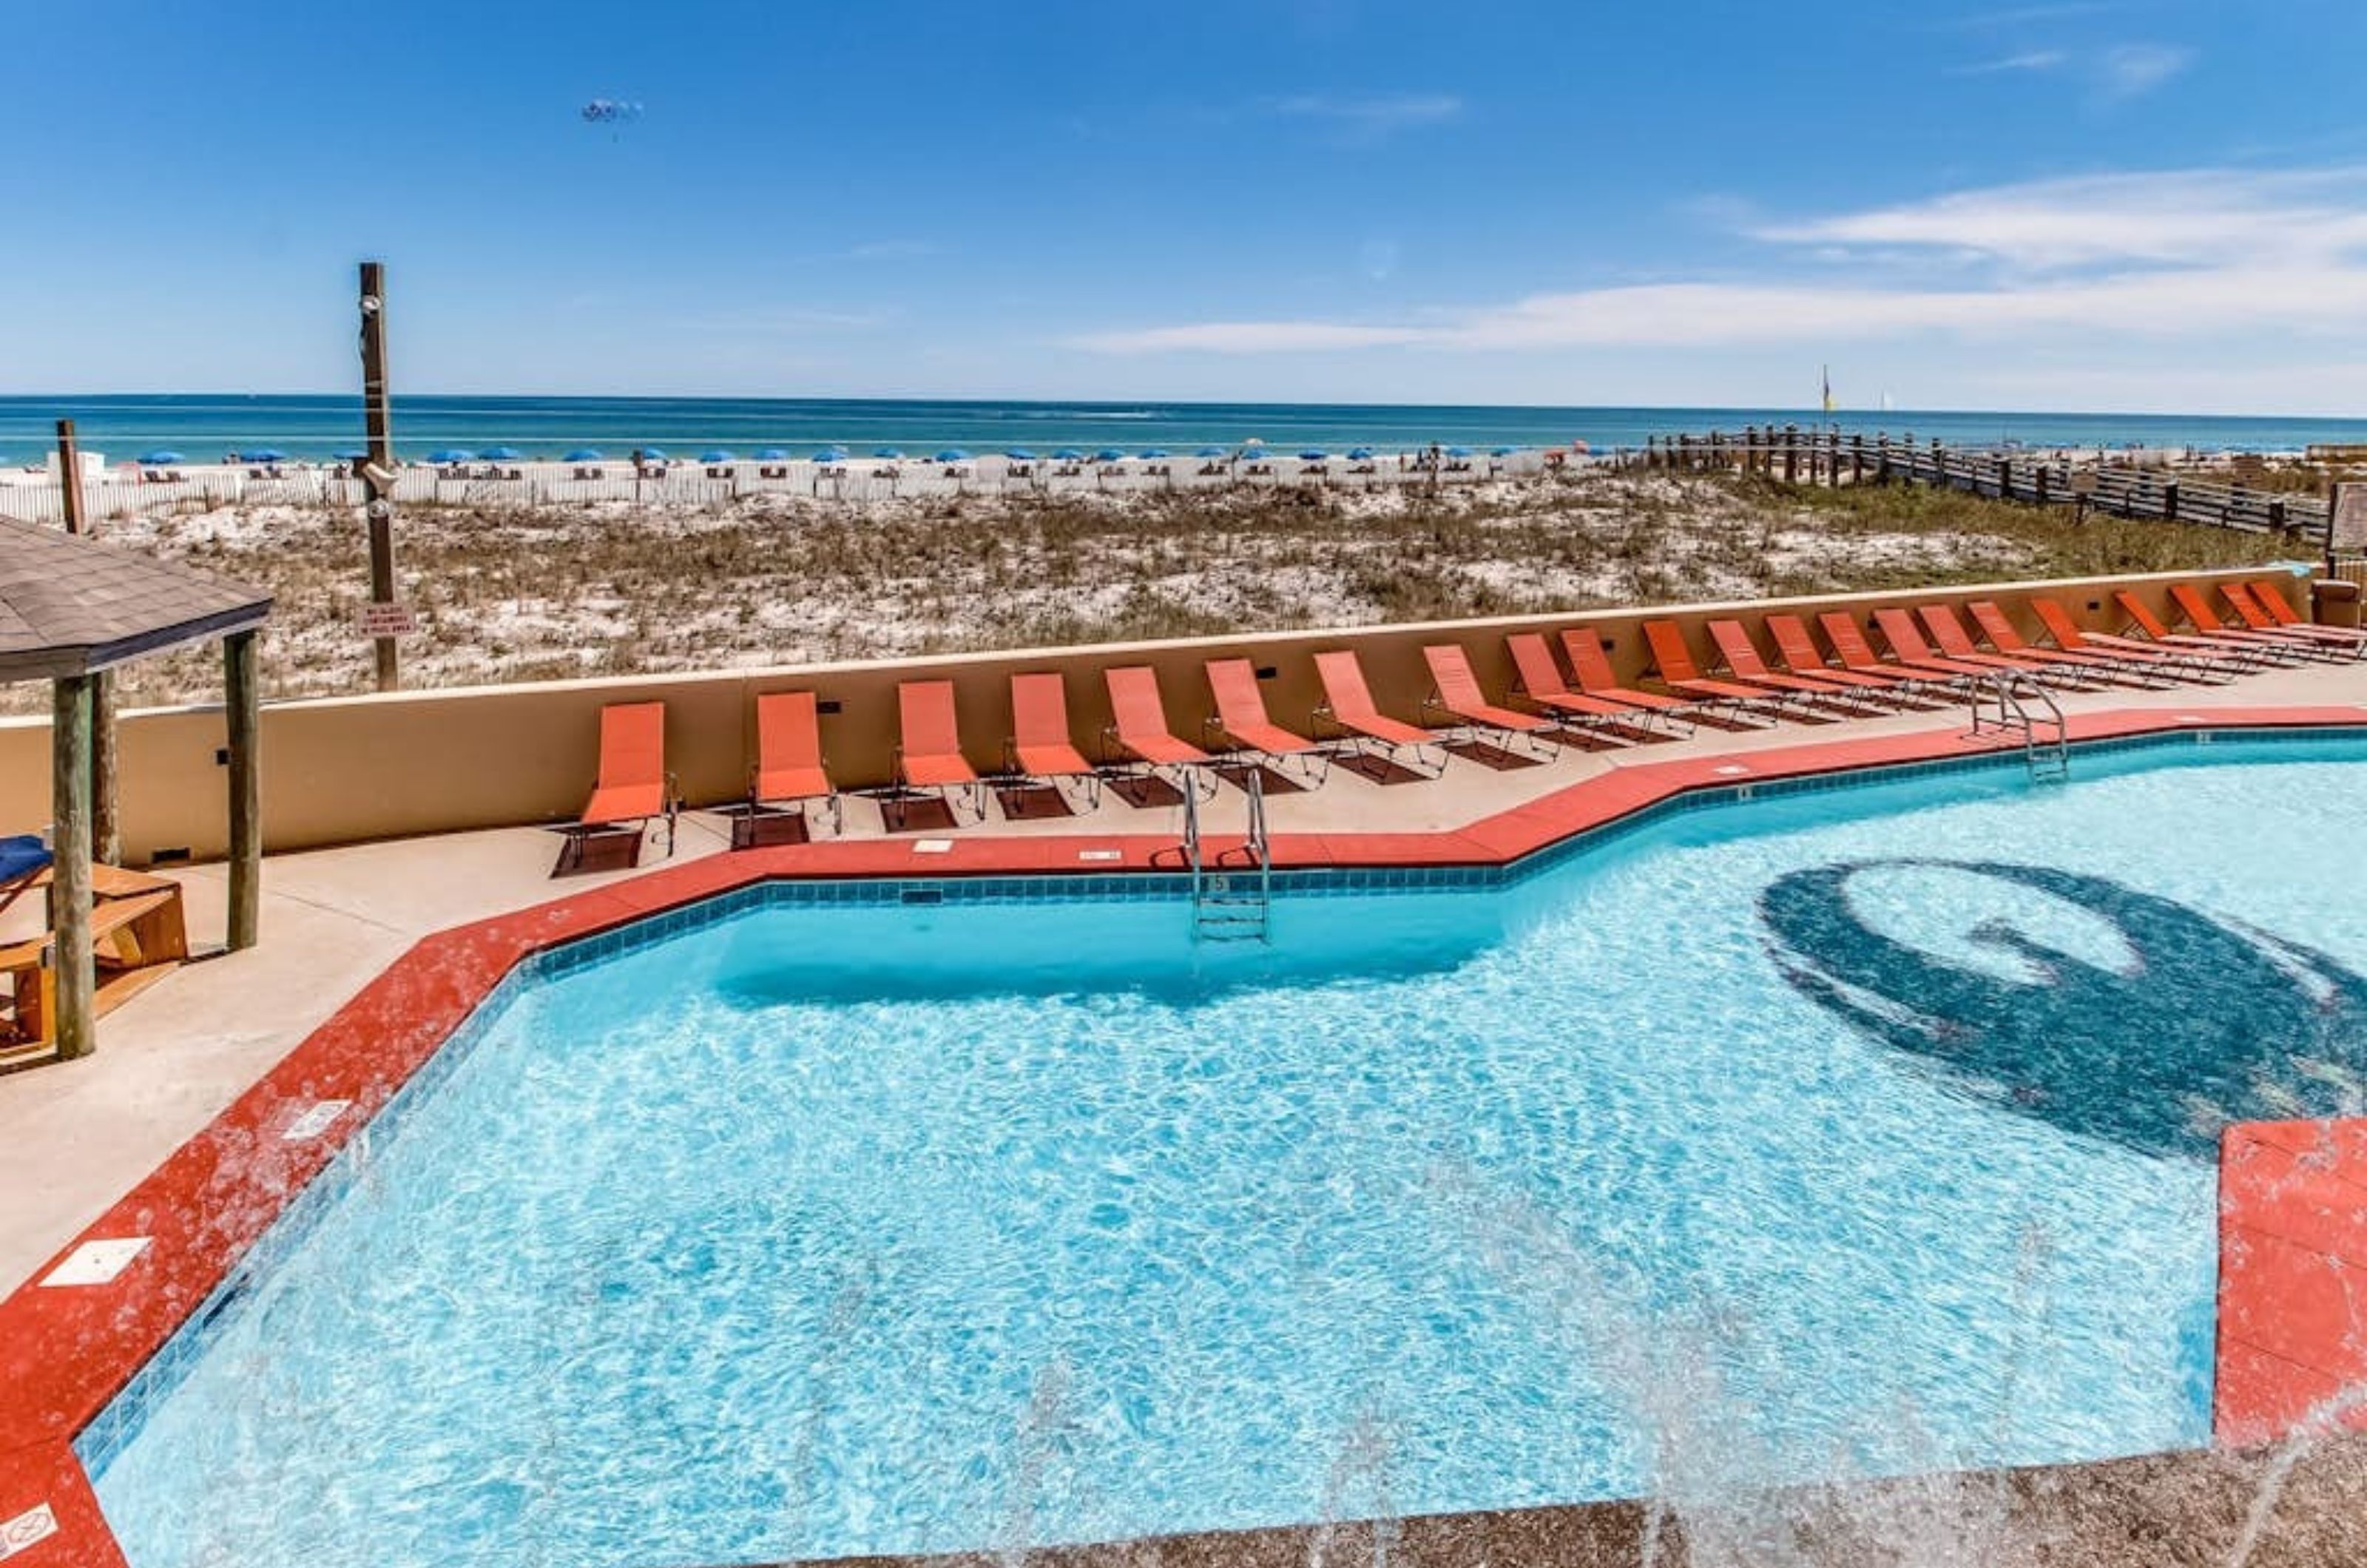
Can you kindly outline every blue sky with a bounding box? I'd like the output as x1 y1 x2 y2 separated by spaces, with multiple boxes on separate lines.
6 0 2367 411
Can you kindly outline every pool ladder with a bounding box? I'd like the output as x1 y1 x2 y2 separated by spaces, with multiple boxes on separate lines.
1183 768 1273 942
1970 669 2069 783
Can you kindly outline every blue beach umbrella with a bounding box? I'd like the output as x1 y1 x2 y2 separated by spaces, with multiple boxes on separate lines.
872 447 905 459
1348 447 1375 460
426 448 474 464
564 448 605 462
331 447 368 462
1491 446 1517 457
935 449 971 462
1236 447 1267 462
1004 449 1038 462
1299 449 1328 461
481 445 522 461
700 449 736 464
1445 445 1473 459
754 447 791 460
1195 446 1227 458
1053 447 1085 462
1139 447 1169 459
1093 449 1127 463
813 447 849 463
138 450 186 465
237 448 288 463
638 447 669 462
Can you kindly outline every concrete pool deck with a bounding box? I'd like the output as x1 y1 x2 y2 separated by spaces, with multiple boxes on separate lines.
4 658 2367 1567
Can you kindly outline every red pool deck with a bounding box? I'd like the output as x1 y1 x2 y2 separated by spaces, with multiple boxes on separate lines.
2218 1119 2367 1448
4 703 2365 1566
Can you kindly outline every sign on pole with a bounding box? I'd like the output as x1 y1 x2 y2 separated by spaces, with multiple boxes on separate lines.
357 602 419 640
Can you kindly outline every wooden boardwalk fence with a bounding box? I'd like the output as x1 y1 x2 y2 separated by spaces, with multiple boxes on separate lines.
1635 427 2331 539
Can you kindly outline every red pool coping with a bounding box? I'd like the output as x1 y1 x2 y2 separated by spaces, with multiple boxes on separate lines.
4 703 2363 1566
2217 1119 2367 1447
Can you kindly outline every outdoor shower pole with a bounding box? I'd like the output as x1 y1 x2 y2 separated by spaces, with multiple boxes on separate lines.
358 261 401 692
55 419 120 865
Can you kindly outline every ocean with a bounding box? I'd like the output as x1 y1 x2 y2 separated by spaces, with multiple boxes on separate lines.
4 394 2363 465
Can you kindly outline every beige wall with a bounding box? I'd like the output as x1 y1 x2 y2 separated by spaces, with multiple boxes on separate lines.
0 565 2293 863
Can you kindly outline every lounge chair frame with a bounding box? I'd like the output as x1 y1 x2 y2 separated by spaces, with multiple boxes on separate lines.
1311 651 1447 776
1098 666 1220 800
1002 672 1105 811
1202 659 1331 788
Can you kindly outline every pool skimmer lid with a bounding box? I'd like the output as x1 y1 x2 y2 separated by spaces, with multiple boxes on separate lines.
39 1237 149 1287
912 839 955 854
1078 848 1123 862
1714 764 1753 777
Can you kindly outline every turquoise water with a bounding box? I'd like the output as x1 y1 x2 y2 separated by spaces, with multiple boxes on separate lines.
90 740 2367 1568
7 394 2366 465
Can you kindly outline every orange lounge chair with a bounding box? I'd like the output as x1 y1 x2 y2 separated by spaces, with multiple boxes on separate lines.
752 690 841 834
1762 614 1945 703
1917 604 2101 687
1641 621 1789 723
1204 657 1328 785
1004 672 1103 807
1559 626 1711 724
2032 596 2233 680
1421 643 1557 755
2116 590 2280 668
1706 619 1885 713
2247 578 2367 646
1964 602 2167 689
1314 649 1444 773
2166 583 2321 661
2222 581 2367 657
567 700 676 869
1871 609 2027 682
1505 632 1681 737
1820 611 1980 686
891 679 987 826
1101 666 1217 796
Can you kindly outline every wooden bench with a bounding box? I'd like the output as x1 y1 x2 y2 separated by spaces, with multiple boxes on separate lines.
0 865 189 1069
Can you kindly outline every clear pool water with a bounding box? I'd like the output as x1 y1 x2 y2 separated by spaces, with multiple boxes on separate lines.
92 737 2367 1568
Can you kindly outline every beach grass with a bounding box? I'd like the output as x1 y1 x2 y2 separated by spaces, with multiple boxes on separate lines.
46 469 2291 714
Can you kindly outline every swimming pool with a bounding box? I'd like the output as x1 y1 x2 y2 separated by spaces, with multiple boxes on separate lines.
87 735 2367 1568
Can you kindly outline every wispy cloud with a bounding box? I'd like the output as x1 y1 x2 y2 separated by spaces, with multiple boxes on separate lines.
2096 41 2194 98
1945 38 2195 101
1072 166 2367 356
1264 93 1463 143
1951 49 2069 75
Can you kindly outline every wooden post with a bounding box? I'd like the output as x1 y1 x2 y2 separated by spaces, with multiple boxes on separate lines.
358 261 400 692
52 675 95 1060
225 630 261 951
1783 425 1799 484
2162 481 2179 524
55 420 122 867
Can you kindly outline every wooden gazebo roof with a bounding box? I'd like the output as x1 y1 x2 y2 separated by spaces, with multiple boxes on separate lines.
0 516 271 681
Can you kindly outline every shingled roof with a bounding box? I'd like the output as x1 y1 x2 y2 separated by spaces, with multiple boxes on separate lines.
0 516 271 682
